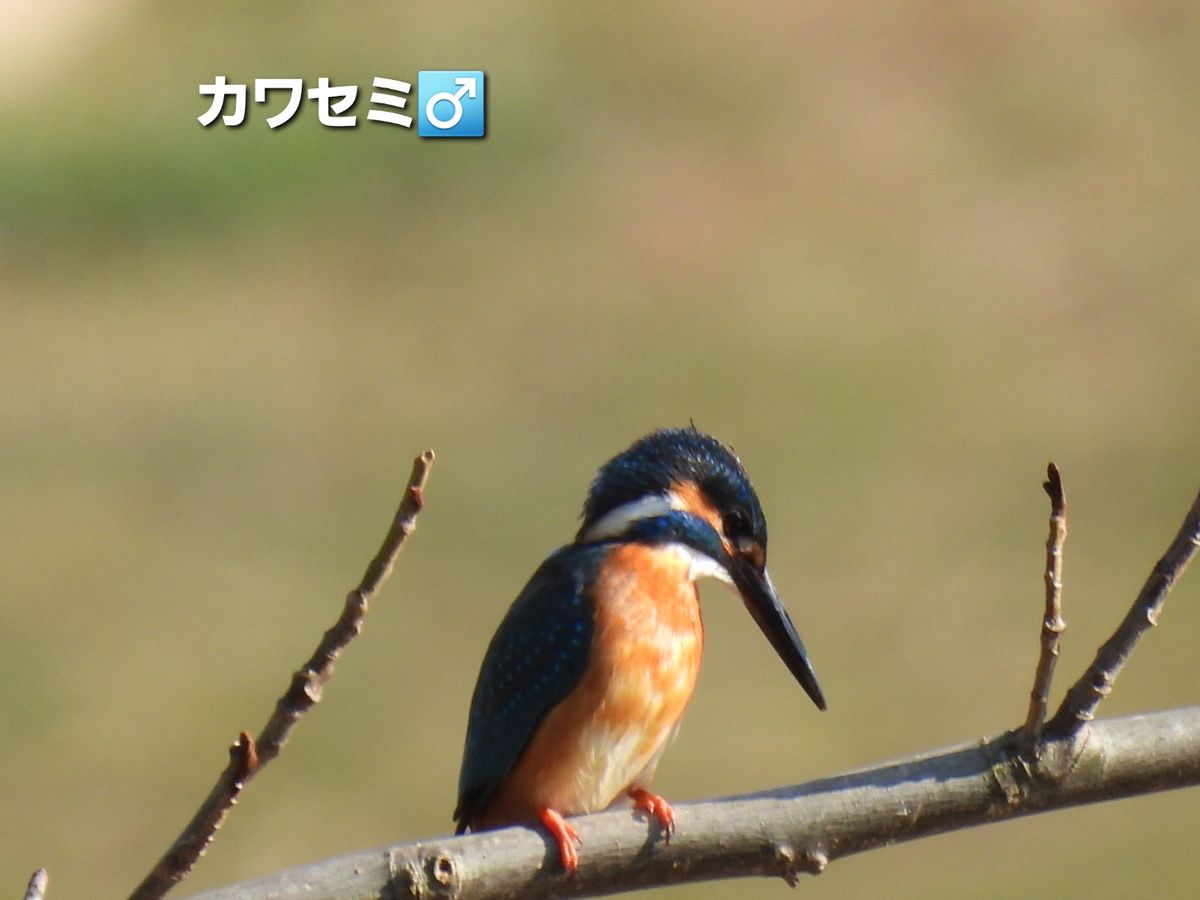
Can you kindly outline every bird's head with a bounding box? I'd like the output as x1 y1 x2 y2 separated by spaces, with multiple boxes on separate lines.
576 427 825 711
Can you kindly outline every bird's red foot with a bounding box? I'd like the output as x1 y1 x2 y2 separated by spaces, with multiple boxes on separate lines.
538 807 582 873
628 787 676 839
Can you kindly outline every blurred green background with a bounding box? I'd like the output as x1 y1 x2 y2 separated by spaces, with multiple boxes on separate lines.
3 3 1199 898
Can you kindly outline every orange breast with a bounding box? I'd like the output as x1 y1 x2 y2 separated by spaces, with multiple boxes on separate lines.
474 543 704 827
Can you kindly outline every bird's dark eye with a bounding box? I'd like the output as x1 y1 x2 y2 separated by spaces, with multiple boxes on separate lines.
723 508 751 539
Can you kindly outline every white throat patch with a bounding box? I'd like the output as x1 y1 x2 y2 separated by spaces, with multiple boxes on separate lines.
668 542 734 585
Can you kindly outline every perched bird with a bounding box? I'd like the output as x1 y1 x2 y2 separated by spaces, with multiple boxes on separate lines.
453 428 825 872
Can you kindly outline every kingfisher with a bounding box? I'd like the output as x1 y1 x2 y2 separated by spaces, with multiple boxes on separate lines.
453 428 825 872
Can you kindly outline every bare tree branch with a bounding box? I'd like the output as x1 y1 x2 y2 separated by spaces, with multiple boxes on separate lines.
24 868 48 900
1048 487 1200 736
130 462 1199 900
1020 462 1067 750
186 708 1200 900
127 450 436 900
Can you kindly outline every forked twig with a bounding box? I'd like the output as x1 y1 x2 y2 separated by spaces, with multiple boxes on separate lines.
1048 487 1200 736
127 450 435 900
1020 463 1067 749
188 474 1200 899
110 459 1200 899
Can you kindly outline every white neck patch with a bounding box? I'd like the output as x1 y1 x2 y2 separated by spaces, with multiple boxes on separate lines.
579 493 734 587
579 492 682 542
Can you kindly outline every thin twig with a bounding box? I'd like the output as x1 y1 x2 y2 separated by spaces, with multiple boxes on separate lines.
187 708 1200 900
24 868 48 900
1020 463 1067 750
1048 487 1200 736
128 450 436 900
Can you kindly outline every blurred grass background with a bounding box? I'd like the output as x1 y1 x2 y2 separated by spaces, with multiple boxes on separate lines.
2 2 1199 897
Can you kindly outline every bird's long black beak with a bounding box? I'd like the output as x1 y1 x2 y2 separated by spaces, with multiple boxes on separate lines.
731 559 826 711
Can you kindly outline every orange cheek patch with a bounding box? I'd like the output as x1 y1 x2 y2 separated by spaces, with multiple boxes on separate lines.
671 480 723 532
670 479 733 556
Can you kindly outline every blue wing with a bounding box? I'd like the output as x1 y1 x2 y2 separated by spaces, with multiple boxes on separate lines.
453 544 603 831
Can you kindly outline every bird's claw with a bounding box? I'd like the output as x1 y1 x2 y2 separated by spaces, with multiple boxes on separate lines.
539 807 582 873
629 787 676 840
